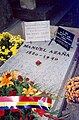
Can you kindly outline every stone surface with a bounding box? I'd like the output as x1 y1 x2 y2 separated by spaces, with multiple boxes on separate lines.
0 23 79 119
0 39 77 108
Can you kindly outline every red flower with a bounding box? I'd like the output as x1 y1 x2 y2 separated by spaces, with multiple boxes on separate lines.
26 114 29 118
43 91 47 94
34 108 46 117
6 73 11 78
18 75 23 82
36 60 41 66
19 117 23 120
44 113 53 118
0 110 5 116
11 109 21 114
24 118 28 120
29 115 35 120
26 78 30 82
10 90 17 96
30 81 34 84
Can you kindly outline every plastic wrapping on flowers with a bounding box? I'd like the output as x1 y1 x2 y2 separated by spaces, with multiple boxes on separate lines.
0 70 61 120
0 32 24 62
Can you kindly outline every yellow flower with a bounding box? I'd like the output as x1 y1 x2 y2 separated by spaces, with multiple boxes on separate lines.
12 35 24 44
0 51 5 55
0 49 10 55
0 58 6 61
2 46 5 50
2 32 13 39
10 45 18 55
4 49 10 55
33 90 42 96
7 55 10 58
11 48 18 55
9 36 15 43
22 84 37 96
0 32 24 61
9 35 24 44
0 35 3 41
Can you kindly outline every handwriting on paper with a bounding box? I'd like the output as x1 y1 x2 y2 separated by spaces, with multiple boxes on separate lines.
24 21 50 42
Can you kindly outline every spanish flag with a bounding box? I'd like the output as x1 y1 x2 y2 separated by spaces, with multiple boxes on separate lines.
0 96 52 110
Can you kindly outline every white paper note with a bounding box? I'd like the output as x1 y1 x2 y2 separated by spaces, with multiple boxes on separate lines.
24 21 50 42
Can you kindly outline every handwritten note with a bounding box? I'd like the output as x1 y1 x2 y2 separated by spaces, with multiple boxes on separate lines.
24 21 50 42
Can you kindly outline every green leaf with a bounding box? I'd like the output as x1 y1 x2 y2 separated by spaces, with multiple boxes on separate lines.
16 86 23 95
48 109 59 115
33 117 38 120
5 87 15 95
33 84 40 89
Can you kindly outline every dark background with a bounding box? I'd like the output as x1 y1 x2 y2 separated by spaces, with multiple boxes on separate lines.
0 0 79 31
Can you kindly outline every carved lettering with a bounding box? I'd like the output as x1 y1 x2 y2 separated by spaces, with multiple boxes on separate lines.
26 50 59 61
57 52 61 55
24 44 70 58
49 50 53 53
24 44 46 52
49 50 69 57
53 51 58 54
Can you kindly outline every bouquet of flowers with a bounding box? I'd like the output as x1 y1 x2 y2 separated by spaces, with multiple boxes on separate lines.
65 76 79 104
0 32 24 62
0 70 61 120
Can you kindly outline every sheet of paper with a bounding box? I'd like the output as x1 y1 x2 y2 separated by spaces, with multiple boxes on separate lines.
24 21 50 42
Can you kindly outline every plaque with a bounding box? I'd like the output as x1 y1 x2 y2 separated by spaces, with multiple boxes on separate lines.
55 27 75 51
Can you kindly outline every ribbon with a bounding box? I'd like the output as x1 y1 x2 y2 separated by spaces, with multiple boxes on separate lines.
0 96 52 110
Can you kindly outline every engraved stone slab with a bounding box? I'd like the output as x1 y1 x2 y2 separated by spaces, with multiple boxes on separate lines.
0 40 77 107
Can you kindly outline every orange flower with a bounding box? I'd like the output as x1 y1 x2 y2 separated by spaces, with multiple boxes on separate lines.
22 84 37 96
0 70 20 88
1 70 20 80
0 72 14 87
34 90 42 96
10 70 20 79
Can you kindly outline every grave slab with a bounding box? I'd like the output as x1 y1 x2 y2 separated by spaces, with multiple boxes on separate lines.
0 23 79 119
0 38 77 111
